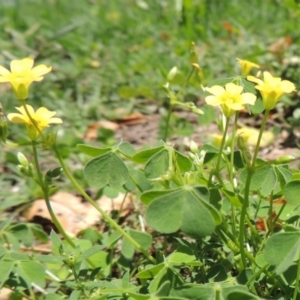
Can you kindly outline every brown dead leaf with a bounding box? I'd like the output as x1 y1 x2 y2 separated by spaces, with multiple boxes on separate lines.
113 111 145 123
85 120 119 140
23 192 100 235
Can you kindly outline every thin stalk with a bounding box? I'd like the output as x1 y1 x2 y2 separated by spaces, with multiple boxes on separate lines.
31 142 76 249
215 116 230 175
53 145 156 264
293 249 300 300
229 112 239 237
163 67 195 141
163 103 173 141
239 109 270 269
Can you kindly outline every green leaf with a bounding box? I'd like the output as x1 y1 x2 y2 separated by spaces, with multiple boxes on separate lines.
77 144 111 157
84 152 129 189
174 150 192 172
284 180 300 206
168 245 198 266
145 149 170 179
242 165 277 196
50 230 63 255
121 229 152 259
141 190 174 205
9 223 34 247
264 232 300 274
132 146 164 164
77 245 105 261
117 141 136 158
17 260 46 288
136 263 165 279
0 260 14 289
146 187 221 238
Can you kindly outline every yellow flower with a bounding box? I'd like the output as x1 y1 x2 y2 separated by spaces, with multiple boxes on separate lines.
247 71 296 110
7 105 62 140
0 57 52 100
237 127 274 147
205 83 256 118
237 58 259 76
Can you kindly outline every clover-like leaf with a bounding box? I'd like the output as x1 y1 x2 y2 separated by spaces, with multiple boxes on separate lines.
84 152 129 189
264 231 300 274
145 187 221 238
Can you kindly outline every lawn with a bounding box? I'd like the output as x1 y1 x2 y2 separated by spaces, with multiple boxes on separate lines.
1 0 300 299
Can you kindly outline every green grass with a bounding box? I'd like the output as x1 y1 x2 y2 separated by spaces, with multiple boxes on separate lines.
0 0 299 196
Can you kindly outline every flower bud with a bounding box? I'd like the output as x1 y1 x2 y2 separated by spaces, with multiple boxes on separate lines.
167 67 178 82
17 152 29 167
273 155 295 164
189 140 198 154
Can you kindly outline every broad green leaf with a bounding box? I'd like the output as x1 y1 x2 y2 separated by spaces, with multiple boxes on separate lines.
9 223 34 247
170 283 258 300
0 260 14 289
17 260 46 288
132 146 164 164
264 232 300 274
146 187 221 238
145 149 170 179
276 165 293 190
149 266 183 295
77 245 105 261
121 229 152 259
136 263 165 279
168 245 197 266
223 190 242 207
174 150 192 172
50 231 63 255
77 144 111 157
84 152 129 189
45 294 64 300
242 165 277 196
117 141 136 158
141 190 174 205
284 180 300 206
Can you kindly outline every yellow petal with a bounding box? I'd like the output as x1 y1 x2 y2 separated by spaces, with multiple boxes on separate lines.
241 93 256 105
11 57 34 73
225 83 243 94
205 95 222 106
31 65 52 78
49 117 63 124
7 113 27 123
36 107 57 119
205 85 225 96
0 65 11 77
281 80 296 93
247 75 263 85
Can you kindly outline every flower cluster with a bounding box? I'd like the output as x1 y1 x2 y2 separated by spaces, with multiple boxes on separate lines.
0 57 61 141
205 82 256 118
247 71 296 110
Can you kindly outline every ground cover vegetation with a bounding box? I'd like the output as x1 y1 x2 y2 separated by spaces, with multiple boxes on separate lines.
1 0 300 299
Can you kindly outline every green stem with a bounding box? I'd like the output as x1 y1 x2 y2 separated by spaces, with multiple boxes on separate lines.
163 67 195 142
230 112 239 238
239 109 270 269
215 116 230 176
53 145 156 264
163 103 173 142
31 142 76 249
293 248 300 300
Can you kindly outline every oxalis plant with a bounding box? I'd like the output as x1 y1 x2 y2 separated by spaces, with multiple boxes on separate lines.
0 45 299 300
